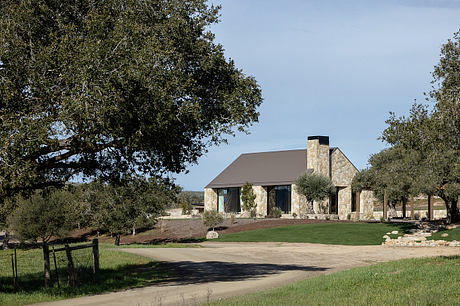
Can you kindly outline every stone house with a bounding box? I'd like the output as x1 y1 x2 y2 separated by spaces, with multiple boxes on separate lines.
204 136 374 220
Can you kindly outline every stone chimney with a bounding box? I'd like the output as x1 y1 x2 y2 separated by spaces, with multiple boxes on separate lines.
307 136 330 177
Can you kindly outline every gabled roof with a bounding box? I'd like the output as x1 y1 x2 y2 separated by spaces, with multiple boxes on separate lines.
206 149 312 188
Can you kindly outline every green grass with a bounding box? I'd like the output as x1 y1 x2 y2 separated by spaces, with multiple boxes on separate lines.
209 256 460 305
215 223 415 245
0 244 170 305
430 227 460 241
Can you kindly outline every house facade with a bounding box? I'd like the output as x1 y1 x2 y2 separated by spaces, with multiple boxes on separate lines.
204 136 374 220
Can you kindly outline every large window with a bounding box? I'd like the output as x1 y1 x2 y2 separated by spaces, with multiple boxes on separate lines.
217 188 241 213
267 185 291 214
329 189 339 214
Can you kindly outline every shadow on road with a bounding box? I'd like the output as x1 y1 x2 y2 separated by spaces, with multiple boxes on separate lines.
157 261 328 285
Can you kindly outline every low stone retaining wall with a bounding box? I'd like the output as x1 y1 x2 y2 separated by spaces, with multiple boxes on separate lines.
373 209 447 220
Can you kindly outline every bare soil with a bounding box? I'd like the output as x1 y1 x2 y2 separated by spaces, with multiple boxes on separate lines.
90 219 354 244
101 219 355 245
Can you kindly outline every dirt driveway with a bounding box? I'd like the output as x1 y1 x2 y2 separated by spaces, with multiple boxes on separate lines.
40 242 460 306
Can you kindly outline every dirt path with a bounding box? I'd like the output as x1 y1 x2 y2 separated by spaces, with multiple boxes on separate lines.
38 242 460 306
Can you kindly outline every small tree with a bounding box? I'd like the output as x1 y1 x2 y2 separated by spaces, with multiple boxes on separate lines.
7 187 74 286
202 210 224 231
88 176 177 245
241 182 257 218
295 173 336 214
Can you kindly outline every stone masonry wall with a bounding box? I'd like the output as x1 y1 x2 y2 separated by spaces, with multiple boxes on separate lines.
331 149 358 220
338 186 352 220
291 184 307 216
331 149 358 187
359 190 375 219
307 138 330 177
204 188 217 211
253 185 267 216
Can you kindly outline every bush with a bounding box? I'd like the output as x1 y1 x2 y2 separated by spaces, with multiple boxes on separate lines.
241 182 257 218
292 212 297 219
202 210 224 231
269 207 282 218
181 202 193 215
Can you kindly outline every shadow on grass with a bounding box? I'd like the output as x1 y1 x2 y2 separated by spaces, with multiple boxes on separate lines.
156 261 328 286
0 261 169 296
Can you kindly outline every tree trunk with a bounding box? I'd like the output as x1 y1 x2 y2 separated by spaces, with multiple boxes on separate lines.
446 200 459 224
132 226 136 236
383 191 388 220
114 234 120 246
427 195 433 221
402 199 407 219
43 242 51 287
410 196 415 220
388 202 398 218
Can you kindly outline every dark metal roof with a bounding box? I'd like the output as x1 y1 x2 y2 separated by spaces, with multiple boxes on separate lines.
206 149 312 188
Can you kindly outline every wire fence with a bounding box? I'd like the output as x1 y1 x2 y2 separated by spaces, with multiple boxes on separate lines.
0 240 99 292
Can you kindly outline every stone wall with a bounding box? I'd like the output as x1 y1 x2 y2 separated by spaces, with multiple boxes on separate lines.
373 209 447 220
360 190 375 219
307 138 330 177
204 188 217 211
338 186 352 220
253 185 268 216
291 184 307 216
331 149 358 187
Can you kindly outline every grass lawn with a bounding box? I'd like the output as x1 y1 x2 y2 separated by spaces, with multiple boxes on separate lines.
209 256 460 306
215 223 415 245
0 244 169 306
430 227 460 241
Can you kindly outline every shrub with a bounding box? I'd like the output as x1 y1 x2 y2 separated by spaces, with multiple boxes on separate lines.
269 207 282 218
181 202 193 215
241 182 257 218
202 210 224 231
230 213 236 224
292 212 297 219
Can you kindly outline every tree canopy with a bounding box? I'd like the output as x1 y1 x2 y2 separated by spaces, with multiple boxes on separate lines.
370 30 460 223
0 0 262 196
295 173 335 214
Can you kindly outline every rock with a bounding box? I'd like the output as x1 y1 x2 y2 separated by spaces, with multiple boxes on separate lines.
441 233 449 238
446 224 458 230
383 235 390 239
391 231 399 235
386 232 391 235
206 231 219 239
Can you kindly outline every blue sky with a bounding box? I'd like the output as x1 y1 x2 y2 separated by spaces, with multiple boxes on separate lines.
174 0 460 191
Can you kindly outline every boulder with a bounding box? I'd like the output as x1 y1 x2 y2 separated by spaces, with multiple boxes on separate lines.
206 231 219 239
391 230 399 235
441 233 449 238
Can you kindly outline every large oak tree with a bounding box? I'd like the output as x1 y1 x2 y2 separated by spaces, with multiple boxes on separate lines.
0 0 262 197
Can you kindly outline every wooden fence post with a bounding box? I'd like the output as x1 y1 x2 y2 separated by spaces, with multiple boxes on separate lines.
14 247 17 281
65 244 76 286
43 243 51 287
52 246 60 289
92 239 100 283
11 254 16 292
